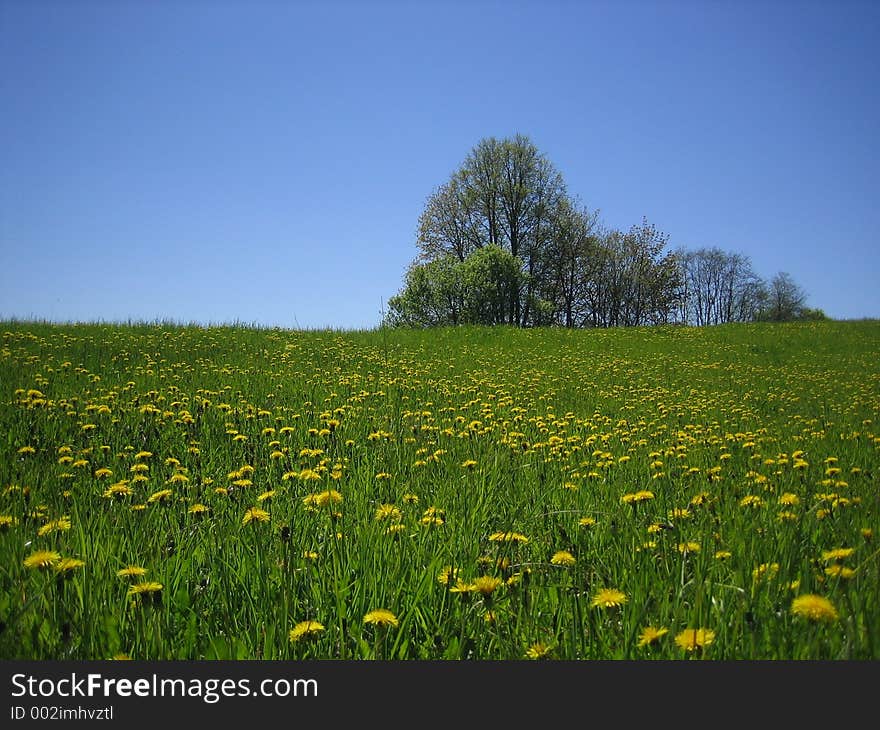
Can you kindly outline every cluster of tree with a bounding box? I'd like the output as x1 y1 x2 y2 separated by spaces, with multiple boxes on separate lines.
385 135 824 328
674 248 824 325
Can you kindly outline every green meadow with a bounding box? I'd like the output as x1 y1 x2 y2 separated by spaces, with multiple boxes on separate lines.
1 319 878 660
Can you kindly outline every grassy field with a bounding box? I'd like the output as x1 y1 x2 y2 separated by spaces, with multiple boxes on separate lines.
1 319 878 660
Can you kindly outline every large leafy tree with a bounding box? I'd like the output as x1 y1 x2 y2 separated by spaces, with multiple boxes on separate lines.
415 135 568 325
385 245 524 328
384 256 464 327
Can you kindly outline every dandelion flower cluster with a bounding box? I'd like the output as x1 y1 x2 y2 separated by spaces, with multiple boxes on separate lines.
674 628 715 651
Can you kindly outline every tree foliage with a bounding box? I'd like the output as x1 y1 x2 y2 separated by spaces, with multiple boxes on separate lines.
388 135 820 328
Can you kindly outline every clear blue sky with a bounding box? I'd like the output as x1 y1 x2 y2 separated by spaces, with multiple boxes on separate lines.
2 0 878 328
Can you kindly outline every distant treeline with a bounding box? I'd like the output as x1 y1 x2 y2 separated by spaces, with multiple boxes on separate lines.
385 135 824 328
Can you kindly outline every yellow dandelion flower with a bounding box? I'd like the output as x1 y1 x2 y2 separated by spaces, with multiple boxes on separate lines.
117 566 147 579
363 609 398 628
303 550 319 560
242 507 270 525
525 642 553 659
187 503 209 516
488 531 529 544
375 504 402 522
674 628 715 651
621 490 654 504
23 550 61 570
127 581 163 598
257 490 276 503
303 490 342 508
449 579 475 594
94 467 113 478
591 588 628 609
550 550 576 566
791 594 838 622
54 558 85 574
752 562 780 582
18 446 36 455
437 566 459 585
678 541 701 554
637 626 669 647
779 493 800 506
37 516 72 536
821 547 855 562
147 489 173 504
289 620 325 642
103 481 134 499
739 495 763 508
578 516 596 528
472 575 503 596
402 493 419 504
0 515 18 530
824 565 855 580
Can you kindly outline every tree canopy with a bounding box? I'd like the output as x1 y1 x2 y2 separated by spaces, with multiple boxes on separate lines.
386 135 822 328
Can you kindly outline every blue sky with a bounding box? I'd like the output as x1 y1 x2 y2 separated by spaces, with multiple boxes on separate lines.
1 0 878 328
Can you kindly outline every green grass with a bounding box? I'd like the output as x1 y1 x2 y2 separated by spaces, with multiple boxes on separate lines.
1 319 878 659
